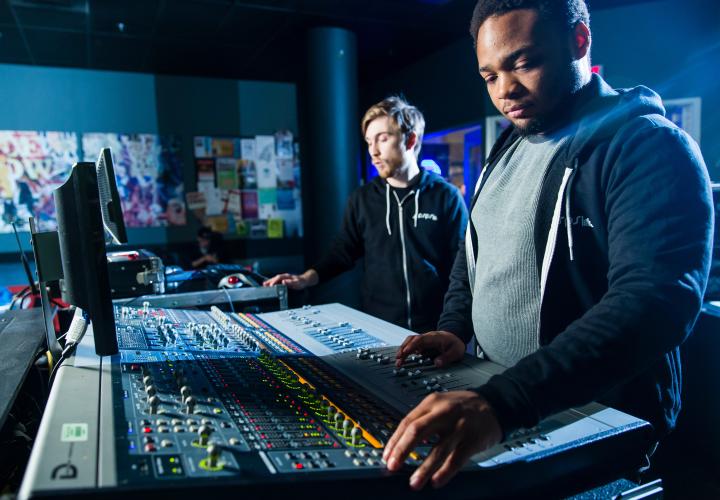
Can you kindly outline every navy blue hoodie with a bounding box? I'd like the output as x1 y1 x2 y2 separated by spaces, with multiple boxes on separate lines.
314 169 467 333
438 74 714 438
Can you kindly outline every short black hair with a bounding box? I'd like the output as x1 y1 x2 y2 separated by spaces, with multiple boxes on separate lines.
197 225 213 239
469 0 590 46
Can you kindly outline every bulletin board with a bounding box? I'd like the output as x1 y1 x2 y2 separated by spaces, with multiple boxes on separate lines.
189 131 303 239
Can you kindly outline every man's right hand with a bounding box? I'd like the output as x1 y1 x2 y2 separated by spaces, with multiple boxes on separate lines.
262 269 319 290
395 331 466 368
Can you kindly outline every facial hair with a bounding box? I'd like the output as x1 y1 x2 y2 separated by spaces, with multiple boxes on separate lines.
516 59 585 136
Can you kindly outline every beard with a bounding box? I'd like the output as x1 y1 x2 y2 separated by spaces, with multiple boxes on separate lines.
375 160 400 179
514 116 553 136
515 60 586 136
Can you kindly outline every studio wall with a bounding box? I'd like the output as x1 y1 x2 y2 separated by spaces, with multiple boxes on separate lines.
0 63 299 254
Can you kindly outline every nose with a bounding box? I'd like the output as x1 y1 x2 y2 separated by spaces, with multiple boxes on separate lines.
496 73 523 100
369 140 379 157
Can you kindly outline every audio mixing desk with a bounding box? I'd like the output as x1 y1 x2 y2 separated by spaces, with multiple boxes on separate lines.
20 304 652 499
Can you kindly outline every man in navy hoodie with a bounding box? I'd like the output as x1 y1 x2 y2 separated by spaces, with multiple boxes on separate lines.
264 97 468 333
384 0 714 490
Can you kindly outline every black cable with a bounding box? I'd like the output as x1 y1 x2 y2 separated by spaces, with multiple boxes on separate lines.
47 352 66 390
47 343 77 390
11 221 39 296
10 286 31 309
13 290 32 310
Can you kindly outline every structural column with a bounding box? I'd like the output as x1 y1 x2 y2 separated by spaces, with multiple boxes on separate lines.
302 27 360 305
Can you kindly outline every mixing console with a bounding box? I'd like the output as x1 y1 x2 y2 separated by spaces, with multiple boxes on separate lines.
116 304 261 354
257 303 409 356
21 303 653 499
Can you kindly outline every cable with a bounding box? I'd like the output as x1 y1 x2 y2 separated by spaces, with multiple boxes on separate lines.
11 221 39 296
50 298 67 309
47 340 80 389
48 308 88 389
10 286 31 310
221 287 236 314
47 348 71 389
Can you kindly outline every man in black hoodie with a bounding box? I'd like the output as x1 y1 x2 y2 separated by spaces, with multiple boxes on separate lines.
264 97 468 333
384 0 714 490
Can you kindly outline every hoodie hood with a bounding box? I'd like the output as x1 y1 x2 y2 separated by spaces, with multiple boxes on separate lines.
559 73 667 164
476 74 665 268
484 73 668 172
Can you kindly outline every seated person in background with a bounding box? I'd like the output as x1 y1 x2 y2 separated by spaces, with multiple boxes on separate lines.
264 96 468 333
383 0 714 490
191 226 224 269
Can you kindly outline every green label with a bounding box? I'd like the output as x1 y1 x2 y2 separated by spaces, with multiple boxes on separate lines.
61 423 88 442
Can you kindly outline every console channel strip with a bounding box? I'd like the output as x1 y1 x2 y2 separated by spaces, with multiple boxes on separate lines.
255 303 410 356
20 304 653 499
115 304 264 355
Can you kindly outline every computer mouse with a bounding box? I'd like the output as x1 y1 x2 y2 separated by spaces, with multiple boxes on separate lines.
218 273 247 289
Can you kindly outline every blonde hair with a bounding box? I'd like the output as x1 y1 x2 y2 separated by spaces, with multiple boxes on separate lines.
361 96 425 158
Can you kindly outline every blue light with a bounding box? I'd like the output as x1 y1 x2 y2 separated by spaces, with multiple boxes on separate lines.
420 159 442 175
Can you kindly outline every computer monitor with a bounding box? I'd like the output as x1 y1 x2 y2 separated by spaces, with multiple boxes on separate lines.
48 149 127 356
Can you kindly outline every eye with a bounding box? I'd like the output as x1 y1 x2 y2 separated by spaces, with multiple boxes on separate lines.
515 57 540 72
484 74 497 84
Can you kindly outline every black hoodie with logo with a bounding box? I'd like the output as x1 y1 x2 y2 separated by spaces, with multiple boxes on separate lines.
313 169 468 333
438 74 714 438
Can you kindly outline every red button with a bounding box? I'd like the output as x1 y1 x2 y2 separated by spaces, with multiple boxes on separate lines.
143 427 153 434
294 462 303 469
228 276 239 285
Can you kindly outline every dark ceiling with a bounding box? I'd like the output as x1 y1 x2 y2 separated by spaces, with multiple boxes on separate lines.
0 0 655 83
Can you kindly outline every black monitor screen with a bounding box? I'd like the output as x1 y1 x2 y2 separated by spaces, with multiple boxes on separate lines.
54 162 118 355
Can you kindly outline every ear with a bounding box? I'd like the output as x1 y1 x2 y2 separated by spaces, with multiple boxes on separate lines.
572 22 591 60
405 132 418 153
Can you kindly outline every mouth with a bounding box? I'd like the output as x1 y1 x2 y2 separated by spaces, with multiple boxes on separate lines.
505 104 532 119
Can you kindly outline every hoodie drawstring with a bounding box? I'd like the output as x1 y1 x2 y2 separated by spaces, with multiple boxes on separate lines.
413 189 420 227
385 183 392 235
564 159 579 261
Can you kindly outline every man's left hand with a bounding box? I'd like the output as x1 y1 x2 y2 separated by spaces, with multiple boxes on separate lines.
383 391 503 490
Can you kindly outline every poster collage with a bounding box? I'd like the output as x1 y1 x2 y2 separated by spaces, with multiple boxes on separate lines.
0 131 185 233
189 131 303 239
